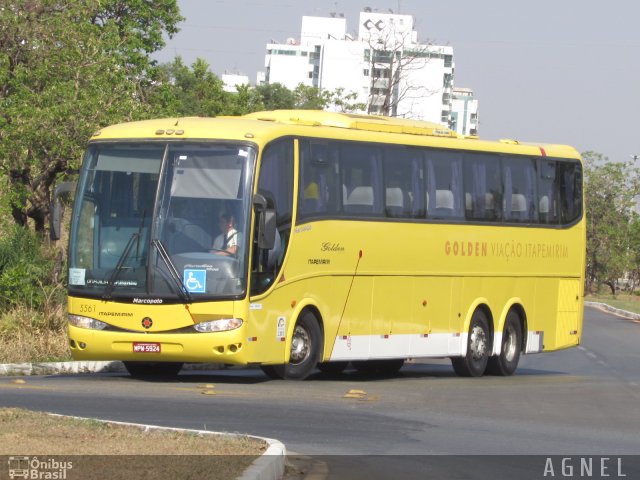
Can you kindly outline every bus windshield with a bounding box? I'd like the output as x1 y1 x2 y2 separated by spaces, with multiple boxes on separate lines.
68 142 255 302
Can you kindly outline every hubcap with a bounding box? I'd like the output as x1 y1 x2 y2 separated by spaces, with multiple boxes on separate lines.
290 325 310 364
503 323 517 362
470 325 488 361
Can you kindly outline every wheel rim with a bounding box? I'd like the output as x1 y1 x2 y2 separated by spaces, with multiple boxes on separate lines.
470 324 488 361
290 325 310 365
503 323 517 362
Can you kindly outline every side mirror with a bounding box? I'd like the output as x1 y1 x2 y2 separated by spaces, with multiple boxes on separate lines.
50 181 76 241
253 193 277 250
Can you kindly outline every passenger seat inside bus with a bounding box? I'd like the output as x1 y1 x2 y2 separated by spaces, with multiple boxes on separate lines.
385 187 405 217
344 186 374 213
510 193 528 221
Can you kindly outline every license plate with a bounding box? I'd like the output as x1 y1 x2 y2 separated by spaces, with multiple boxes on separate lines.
133 342 161 353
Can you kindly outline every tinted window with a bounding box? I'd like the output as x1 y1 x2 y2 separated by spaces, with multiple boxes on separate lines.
341 143 383 215
463 153 502 221
383 147 425 218
425 150 464 219
503 157 537 222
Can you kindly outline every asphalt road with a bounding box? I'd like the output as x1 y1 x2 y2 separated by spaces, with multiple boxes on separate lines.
1 306 639 478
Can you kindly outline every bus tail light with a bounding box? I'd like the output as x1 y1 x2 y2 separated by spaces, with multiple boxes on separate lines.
68 315 108 330
194 318 243 333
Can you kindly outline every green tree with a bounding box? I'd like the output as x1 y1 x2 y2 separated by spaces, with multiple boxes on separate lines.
0 0 182 233
254 83 296 110
148 57 229 117
583 151 640 294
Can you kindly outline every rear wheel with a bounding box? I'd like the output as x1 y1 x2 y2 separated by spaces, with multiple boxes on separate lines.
451 309 491 377
123 361 183 379
486 310 522 376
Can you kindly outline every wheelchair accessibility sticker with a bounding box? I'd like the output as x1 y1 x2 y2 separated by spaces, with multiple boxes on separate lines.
184 269 206 293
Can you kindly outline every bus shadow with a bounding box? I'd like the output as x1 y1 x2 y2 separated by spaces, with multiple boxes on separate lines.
109 363 569 384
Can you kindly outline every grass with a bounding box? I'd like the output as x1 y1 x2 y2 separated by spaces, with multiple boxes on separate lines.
585 292 640 315
0 305 71 363
0 408 265 479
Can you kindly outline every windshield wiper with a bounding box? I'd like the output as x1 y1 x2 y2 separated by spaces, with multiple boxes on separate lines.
102 212 147 300
102 232 139 300
151 239 193 304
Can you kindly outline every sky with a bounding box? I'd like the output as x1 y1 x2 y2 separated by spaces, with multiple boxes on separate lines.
155 0 640 162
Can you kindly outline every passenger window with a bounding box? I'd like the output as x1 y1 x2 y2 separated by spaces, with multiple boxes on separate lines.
340 143 383 216
538 160 559 224
558 161 582 224
425 150 464 219
503 157 537 222
383 147 425 218
298 140 340 219
463 153 502 221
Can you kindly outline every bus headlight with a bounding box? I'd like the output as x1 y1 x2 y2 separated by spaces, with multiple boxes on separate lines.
194 318 243 333
68 315 108 330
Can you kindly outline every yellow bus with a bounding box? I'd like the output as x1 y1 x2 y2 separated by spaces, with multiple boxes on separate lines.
57 110 585 379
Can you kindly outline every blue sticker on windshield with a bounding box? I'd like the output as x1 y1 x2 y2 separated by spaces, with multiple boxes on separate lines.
183 269 206 293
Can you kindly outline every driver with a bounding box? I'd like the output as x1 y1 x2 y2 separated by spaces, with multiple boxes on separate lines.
212 212 238 256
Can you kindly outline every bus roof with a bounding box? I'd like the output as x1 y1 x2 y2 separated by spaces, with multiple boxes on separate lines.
91 110 580 160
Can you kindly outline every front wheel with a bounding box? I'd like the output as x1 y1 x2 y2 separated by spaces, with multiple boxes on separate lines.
486 310 522 376
451 309 491 377
265 311 322 380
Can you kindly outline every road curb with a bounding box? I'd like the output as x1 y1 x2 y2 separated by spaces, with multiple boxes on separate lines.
584 301 640 321
45 415 286 480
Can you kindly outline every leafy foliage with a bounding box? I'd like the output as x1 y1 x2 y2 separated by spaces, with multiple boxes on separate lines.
583 151 640 294
0 225 61 310
0 0 182 232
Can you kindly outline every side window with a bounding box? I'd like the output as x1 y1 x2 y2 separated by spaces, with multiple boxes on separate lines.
463 153 502 221
538 160 559 224
259 139 294 223
383 147 425 218
298 140 340 219
503 157 537 223
558 161 582 224
425 150 464 219
341 143 383 216
252 139 294 295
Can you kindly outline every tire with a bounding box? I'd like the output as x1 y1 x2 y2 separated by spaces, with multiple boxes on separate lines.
352 359 405 375
317 361 349 375
263 311 322 380
486 310 523 376
123 361 183 378
451 309 491 377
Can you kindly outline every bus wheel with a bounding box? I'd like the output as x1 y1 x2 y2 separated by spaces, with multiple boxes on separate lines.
266 311 322 380
353 359 405 375
486 310 522 376
451 309 491 377
317 361 349 375
123 361 183 378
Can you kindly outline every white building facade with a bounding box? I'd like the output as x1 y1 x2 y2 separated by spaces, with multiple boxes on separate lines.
450 87 479 136
262 11 475 129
